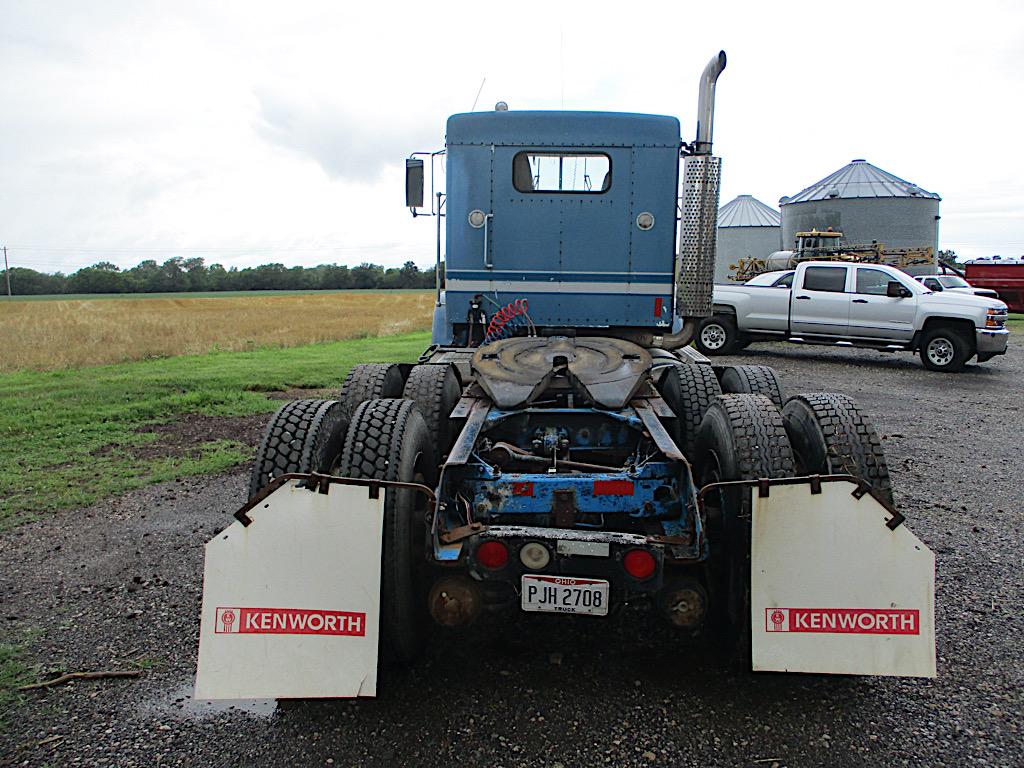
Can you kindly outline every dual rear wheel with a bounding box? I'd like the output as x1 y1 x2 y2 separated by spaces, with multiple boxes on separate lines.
249 363 463 664
666 363 893 665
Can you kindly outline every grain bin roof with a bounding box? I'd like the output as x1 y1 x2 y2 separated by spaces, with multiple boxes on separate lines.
718 195 781 228
780 159 941 205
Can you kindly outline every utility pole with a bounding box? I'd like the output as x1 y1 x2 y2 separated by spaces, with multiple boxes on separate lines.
3 246 10 298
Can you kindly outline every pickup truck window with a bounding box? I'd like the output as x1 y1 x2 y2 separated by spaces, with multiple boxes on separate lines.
773 273 794 288
856 268 893 295
923 278 943 291
803 266 847 293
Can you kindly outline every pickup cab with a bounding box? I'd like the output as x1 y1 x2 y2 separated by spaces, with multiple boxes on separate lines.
698 262 1009 372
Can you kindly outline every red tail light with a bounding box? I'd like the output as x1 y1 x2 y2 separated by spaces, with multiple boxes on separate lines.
476 540 509 570
623 549 656 580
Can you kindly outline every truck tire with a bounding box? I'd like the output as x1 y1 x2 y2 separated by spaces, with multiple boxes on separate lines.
338 398 433 664
695 394 795 668
657 364 722 460
694 315 740 356
402 364 462 463
781 393 894 507
248 399 349 499
338 363 406 416
718 364 784 409
919 327 972 372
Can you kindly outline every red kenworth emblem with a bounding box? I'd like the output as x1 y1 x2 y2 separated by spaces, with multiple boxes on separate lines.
764 607 919 635
214 606 367 636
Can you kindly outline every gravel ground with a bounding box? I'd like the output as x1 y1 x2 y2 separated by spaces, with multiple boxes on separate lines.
2 343 1022 767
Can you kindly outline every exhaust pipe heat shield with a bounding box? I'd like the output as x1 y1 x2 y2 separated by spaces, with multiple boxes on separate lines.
676 154 722 319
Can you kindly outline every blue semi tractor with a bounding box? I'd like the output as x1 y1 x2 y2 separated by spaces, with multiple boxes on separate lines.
195 53 936 697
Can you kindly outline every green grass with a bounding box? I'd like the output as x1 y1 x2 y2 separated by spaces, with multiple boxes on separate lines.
1007 313 1023 330
0 638 35 725
0 331 431 529
3 289 431 302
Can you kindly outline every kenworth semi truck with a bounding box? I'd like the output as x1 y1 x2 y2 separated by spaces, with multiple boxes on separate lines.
195 53 935 699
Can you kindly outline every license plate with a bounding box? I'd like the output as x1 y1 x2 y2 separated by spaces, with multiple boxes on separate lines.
520 575 609 616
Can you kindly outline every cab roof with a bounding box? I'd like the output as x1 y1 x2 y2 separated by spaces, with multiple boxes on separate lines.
446 111 681 148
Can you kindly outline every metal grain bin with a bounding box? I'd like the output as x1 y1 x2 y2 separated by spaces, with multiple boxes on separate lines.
715 195 782 283
780 160 940 264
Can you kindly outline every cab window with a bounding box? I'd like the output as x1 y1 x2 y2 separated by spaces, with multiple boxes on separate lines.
513 152 611 193
923 278 943 291
802 266 847 293
855 268 894 295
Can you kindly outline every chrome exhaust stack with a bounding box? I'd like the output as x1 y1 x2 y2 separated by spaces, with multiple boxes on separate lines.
694 50 727 157
661 51 726 350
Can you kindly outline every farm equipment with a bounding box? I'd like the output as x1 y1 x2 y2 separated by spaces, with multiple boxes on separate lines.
195 52 936 700
730 229 935 282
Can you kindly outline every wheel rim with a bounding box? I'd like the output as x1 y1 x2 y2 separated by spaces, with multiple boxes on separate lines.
700 324 727 350
926 337 954 367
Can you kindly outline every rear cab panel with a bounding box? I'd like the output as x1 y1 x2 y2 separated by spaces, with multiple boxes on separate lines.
443 112 681 343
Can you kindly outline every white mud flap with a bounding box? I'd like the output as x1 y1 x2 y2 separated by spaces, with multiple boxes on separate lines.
195 480 384 699
751 481 936 677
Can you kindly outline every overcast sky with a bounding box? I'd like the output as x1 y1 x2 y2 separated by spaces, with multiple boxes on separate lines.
1 0 1022 274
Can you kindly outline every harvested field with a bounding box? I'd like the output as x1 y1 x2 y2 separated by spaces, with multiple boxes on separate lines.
0 290 433 371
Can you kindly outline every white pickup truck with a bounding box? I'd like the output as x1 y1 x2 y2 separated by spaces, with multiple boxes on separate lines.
698 262 1010 372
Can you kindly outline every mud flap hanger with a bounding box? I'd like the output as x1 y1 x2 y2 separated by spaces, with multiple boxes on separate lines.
697 473 906 530
233 472 436 527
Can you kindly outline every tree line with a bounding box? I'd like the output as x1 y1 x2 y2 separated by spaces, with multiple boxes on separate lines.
3 257 440 295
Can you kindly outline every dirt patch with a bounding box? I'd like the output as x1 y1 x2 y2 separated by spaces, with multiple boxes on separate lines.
91 413 270 462
265 386 336 401
136 413 269 457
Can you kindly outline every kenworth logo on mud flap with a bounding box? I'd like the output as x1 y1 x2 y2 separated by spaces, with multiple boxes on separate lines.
215 607 366 636
765 608 920 635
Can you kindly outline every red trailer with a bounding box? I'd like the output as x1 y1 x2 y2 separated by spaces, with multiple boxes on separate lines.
965 261 1024 313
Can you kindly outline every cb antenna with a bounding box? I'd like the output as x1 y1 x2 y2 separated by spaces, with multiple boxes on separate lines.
470 77 486 111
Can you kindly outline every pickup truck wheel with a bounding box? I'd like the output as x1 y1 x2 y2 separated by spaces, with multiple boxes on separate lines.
338 363 406 416
339 398 433 664
919 328 972 372
248 399 349 499
657 364 722 460
402 364 462 466
695 316 739 356
718 365 784 409
696 394 795 669
781 393 894 507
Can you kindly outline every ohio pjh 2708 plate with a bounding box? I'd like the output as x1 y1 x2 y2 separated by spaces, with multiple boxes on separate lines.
520 574 609 616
